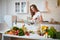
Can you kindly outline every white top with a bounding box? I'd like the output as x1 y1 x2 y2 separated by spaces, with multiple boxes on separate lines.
33 12 42 20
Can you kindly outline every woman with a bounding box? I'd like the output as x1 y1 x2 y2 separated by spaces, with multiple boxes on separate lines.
30 4 43 23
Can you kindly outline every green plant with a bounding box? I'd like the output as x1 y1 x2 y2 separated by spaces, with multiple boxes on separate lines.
18 28 25 36
48 26 57 38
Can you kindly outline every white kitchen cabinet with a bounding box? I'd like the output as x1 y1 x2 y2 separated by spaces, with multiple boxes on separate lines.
0 33 2 40
15 1 28 13
0 0 7 23
0 0 2 23
29 0 49 12
6 0 28 15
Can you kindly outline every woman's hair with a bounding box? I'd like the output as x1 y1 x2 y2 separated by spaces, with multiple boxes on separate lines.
30 4 39 17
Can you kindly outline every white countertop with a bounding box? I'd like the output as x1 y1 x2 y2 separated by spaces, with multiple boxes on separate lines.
3 34 53 39
0 23 50 39
0 23 60 40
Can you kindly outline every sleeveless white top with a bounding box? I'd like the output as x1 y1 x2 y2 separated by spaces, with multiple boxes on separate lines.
33 12 42 20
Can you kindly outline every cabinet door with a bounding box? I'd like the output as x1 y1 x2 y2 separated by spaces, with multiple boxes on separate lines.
0 33 2 40
15 1 28 14
7 0 18 15
20 1 27 13
29 0 49 13
7 0 28 15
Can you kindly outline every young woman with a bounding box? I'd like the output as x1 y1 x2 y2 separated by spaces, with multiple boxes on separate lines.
30 4 43 23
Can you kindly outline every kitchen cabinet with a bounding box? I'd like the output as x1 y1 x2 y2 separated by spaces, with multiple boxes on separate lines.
29 0 49 13
0 33 2 40
6 0 28 15
0 0 2 23
0 0 7 23
15 0 28 13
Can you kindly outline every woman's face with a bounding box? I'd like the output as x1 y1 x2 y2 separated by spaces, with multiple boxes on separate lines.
31 6 36 12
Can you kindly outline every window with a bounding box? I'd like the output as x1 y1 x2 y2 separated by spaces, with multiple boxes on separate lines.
15 2 27 13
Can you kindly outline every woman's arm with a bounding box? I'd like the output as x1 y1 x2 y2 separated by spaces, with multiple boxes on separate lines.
39 15 43 22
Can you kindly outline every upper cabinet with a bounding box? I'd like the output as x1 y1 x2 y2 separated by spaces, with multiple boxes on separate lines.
7 0 28 15
29 0 50 13
15 1 28 13
6 0 50 15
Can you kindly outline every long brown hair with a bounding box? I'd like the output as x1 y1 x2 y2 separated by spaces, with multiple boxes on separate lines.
30 4 39 17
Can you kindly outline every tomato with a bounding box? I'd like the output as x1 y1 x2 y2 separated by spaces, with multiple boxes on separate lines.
25 32 30 36
14 30 19 35
16 30 20 33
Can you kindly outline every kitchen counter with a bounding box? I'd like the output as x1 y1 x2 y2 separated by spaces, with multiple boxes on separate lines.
0 31 53 40
3 34 51 39
0 22 60 40
1 32 60 40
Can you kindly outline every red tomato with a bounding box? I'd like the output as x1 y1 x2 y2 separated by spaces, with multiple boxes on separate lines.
16 30 20 33
25 32 30 36
15 32 18 35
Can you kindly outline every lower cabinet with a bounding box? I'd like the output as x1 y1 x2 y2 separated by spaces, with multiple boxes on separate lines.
4 37 33 40
0 33 2 40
